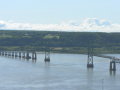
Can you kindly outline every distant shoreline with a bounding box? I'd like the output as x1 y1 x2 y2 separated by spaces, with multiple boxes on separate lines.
0 46 120 54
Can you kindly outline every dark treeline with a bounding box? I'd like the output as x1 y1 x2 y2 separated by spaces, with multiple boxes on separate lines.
0 30 120 53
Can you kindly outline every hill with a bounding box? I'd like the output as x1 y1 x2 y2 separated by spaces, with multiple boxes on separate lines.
0 30 120 53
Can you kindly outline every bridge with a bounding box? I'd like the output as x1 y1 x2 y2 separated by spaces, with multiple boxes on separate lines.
0 51 37 62
0 48 120 71
0 50 50 62
87 47 120 71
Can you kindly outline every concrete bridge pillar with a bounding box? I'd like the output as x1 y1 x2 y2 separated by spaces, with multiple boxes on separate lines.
5 51 7 56
32 52 37 60
26 52 31 60
19 52 22 58
0 51 1 56
44 51 50 62
8 51 11 57
110 60 116 71
22 52 25 59
10 51 12 56
12 51 14 57
15 52 18 57
87 47 94 68
8 51 9 57
2 51 4 56
34 52 37 60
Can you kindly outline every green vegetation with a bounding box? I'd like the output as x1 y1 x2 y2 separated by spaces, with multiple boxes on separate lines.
0 30 120 53
43 34 60 39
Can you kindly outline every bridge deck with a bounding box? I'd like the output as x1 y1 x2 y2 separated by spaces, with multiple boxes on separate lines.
94 54 120 63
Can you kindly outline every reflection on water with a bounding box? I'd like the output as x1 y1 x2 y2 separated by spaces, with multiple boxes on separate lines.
0 53 120 90
87 68 93 74
110 71 116 76
45 61 50 67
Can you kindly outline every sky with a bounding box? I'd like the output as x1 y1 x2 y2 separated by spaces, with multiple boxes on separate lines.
0 0 120 32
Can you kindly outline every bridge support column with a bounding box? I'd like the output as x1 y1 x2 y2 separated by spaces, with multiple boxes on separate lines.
7 51 9 57
12 51 14 57
19 52 21 58
15 52 18 58
87 47 94 68
10 51 12 57
32 52 37 61
5 51 7 56
2 51 4 56
8 51 11 57
44 51 50 62
0 51 1 56
22 52 25 59
26 52 30 60
110 61 116 71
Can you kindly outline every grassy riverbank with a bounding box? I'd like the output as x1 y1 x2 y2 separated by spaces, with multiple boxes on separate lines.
0 46 120 54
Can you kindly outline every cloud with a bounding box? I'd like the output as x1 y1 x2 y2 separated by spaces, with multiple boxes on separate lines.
0 21 7 28
0 18 120 32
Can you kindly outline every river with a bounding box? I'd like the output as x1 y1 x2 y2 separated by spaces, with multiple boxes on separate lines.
0 53 120 90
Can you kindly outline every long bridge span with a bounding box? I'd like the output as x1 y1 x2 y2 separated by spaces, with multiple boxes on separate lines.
0 48 120 71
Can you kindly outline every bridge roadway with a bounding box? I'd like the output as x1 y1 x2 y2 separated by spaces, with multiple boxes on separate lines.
94 54 120 63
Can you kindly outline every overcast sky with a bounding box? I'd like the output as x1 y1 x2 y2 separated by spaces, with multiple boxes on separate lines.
0 0 119 32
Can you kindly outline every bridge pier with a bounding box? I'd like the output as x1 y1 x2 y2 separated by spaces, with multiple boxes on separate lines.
5 51 7 56
22 52 25 59
7 51 9 57
26 52 31 60
2 51 4 56
44 51 50 62
32 52 37 61
12 51 14 57
10 51 12 57
8 51 11 57
87 47 94 68
110 60 116 71
15 52 18 58
0 51 37 62
19 52 22 58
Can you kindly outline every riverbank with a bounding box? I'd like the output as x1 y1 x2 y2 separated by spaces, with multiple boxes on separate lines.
0 46 120 54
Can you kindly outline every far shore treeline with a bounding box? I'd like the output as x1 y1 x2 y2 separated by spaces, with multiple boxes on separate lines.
0 30 120 54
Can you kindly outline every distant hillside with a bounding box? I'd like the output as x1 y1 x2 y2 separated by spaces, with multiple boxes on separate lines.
0 30 120 53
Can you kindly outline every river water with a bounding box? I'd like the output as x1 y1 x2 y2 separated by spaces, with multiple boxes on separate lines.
0 53 120 90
